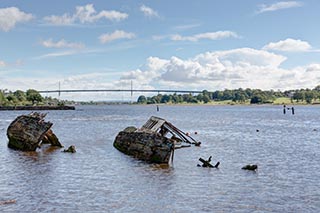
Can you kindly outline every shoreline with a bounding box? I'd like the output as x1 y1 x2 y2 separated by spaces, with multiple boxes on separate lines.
131 102 320 107
0 105 75 111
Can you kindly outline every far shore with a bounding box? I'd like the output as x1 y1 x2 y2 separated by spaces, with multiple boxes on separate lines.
0 105 75 111
135 102 320 107
2 98 320 110
132 98 320 106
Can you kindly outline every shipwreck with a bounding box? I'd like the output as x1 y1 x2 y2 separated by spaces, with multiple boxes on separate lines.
7 112 62 151
113 116 200 164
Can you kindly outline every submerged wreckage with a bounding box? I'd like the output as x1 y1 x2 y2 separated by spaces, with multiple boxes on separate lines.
113 116 201 164
7 112 62 151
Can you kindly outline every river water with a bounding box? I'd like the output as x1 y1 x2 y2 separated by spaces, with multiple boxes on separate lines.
0 105 320 212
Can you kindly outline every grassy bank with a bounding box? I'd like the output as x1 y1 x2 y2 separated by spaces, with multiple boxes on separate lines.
147 97 319 106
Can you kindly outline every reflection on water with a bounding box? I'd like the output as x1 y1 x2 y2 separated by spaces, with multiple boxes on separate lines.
1 105 320 212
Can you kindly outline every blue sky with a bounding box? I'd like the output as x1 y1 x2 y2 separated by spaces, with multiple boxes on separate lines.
1 0 320 100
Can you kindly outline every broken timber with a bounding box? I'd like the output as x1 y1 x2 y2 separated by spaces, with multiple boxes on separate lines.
7 112 62 151
113 116 201 164
0 199 16 205
141 116 201 146
198 156 220 168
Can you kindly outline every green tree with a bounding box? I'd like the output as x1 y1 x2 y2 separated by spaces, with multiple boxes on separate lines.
154 94 162 103
244 88 253 98
212 90 223 100
202 94 210 103
172 93 183 103
292 90 305 102
316 91 320 101
6 94 18 104
0 90 6 105
26 89 43 105
196 94 204 102
202 90 212 100
222 89 234 100
13 90 26 102
233 88 248 103
161 94 172 103
305 90 315 104
147 96 159 104
182 94 198 103
137 95 147 104
313 85 320 92
250 94 266 104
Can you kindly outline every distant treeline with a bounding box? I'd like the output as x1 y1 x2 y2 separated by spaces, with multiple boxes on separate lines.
0 89 73 106
137 85 320 104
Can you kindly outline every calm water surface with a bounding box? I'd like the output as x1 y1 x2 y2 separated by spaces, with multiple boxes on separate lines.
1 105 320 212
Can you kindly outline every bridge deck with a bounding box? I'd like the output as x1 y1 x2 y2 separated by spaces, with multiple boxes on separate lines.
38 89 204 94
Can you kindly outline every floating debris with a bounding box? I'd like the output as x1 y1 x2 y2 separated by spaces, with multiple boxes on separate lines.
114 116 201 164
0 199 16 205
63 145 76 153
242 164 258 171
198 156 220 168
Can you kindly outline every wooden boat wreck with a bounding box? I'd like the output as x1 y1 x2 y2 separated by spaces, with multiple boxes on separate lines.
7 112 62 151
113 116 200 164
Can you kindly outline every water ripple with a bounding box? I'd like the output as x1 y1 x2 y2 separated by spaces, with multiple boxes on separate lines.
1 105 320 212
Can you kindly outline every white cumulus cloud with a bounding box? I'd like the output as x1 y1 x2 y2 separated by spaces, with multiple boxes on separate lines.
120 57 168 85
43 14 74 25
140 5 159 17
0 7 33 32
306 64 320 72
263 38 312 52
257 1 303 13
171 31 239 42
40 39 84 49
99 30 135 44
44 4 128 26
118 48 304 91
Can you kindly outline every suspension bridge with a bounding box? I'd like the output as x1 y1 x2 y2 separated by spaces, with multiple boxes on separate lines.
37 89 205 95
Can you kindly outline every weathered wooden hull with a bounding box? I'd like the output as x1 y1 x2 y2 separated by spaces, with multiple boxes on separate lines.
113 130 174 164
7 113 62 151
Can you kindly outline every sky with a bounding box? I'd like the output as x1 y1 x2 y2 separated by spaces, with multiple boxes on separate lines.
1 0 320 101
